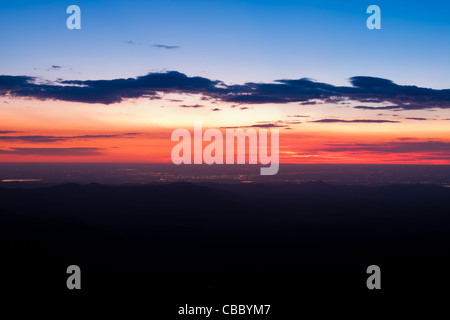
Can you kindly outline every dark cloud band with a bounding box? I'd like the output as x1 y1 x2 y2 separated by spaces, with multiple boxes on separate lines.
1 72 449 109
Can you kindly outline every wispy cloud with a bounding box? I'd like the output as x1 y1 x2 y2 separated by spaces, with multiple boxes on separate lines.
0 133 141 143
46 65 70 72
309 119 400 123
221 120 301 129
179 104 204 108
0 147 104 156
405 117 428 121
221 123 289 129
152 44 181 50
322 141 450 154
300 101 318 105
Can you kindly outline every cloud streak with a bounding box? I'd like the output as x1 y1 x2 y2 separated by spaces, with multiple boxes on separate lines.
152 44 181 50
405 117 428 121
322 141 450 154
309 119 400 123
221 124 289 129
221 120 301 129
179 104 205 108
0 147 104 156
0 133 141 143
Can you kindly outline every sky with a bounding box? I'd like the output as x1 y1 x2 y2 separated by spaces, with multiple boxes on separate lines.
1 0 450 164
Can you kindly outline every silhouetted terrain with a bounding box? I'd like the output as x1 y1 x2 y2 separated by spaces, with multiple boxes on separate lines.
1 182 449 317
2 163 450 186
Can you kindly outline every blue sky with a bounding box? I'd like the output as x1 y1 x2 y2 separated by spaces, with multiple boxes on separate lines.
1 1 450 165
1 0 449 88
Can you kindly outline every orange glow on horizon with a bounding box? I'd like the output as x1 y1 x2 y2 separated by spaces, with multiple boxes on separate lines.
1 97 450 165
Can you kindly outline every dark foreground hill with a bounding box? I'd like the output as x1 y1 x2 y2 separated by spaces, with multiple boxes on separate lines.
1 182 449 317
